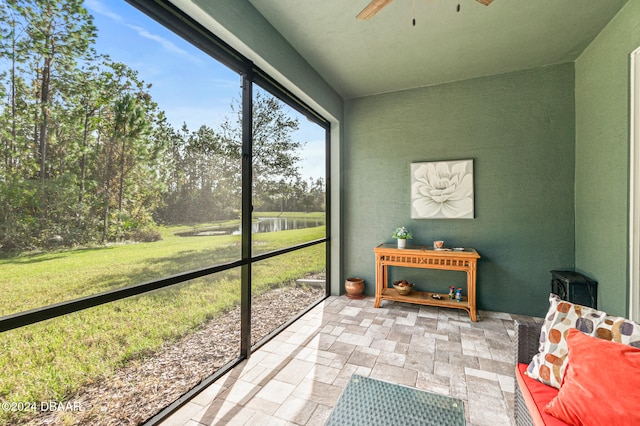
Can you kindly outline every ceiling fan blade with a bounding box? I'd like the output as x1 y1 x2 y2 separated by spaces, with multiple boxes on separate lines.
357 0 393 20
475 0 494 5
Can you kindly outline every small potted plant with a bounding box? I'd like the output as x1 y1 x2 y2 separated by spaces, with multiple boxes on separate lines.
392 226 413 249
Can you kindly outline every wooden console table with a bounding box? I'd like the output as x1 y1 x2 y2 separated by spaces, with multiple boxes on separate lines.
374 244 480 321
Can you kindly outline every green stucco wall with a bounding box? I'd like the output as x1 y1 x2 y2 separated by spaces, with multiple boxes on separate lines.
575 0 640 317
343 64 576 317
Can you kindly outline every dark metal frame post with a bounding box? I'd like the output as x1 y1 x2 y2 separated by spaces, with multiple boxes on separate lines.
325 126 332 297
240 69 253 358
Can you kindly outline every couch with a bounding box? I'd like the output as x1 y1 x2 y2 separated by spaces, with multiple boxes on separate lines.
514 318 560 426
513 294 640 426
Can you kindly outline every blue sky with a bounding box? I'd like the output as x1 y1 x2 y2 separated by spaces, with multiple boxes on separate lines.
84 0 325 180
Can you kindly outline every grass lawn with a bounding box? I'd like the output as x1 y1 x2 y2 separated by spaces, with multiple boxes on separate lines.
0 218 326 424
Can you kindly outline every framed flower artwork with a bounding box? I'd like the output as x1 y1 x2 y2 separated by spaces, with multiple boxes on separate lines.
410 159 474 219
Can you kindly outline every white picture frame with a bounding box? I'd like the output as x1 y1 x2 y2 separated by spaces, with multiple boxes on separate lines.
410 159 474 219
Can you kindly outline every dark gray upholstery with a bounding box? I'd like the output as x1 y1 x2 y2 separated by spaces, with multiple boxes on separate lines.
513 319 543 426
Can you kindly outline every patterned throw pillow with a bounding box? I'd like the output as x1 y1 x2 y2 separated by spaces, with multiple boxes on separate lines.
594 314 640 348
525 294 607 389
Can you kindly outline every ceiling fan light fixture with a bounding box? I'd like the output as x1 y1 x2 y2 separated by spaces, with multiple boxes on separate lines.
357 0 394 20
357 0 494 21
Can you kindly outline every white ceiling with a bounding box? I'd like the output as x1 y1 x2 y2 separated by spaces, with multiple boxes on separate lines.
249 0 629 99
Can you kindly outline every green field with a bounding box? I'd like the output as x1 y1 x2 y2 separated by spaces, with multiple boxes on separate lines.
0 218 325 424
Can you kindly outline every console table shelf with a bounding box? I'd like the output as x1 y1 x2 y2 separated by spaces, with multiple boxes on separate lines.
374 244 480 321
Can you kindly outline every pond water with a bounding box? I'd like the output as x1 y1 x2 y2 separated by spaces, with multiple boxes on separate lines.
177 217 325 237
234 217 325 234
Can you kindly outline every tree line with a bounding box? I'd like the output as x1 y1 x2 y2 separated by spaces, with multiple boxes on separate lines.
0 0 325 253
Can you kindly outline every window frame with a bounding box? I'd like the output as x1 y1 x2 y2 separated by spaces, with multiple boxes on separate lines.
0 0 331 422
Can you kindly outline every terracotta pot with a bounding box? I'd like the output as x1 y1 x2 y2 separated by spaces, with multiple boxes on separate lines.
345 277 365 299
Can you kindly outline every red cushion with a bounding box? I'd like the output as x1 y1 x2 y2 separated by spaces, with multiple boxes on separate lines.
544 329 640 426
515 363 568 426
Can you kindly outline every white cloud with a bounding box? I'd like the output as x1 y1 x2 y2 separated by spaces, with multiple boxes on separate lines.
298 139 326 180
86 0 199 62
85 0 124 23
210 78 241 90
125 24 194 59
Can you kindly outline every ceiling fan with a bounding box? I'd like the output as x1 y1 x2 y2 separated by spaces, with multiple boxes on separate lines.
357 0 494 20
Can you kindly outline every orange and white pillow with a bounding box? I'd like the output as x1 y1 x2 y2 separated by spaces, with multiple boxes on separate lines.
526 293 640 389
526 294 606 388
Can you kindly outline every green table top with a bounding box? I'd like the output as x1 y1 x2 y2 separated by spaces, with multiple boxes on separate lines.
325 374 466 426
